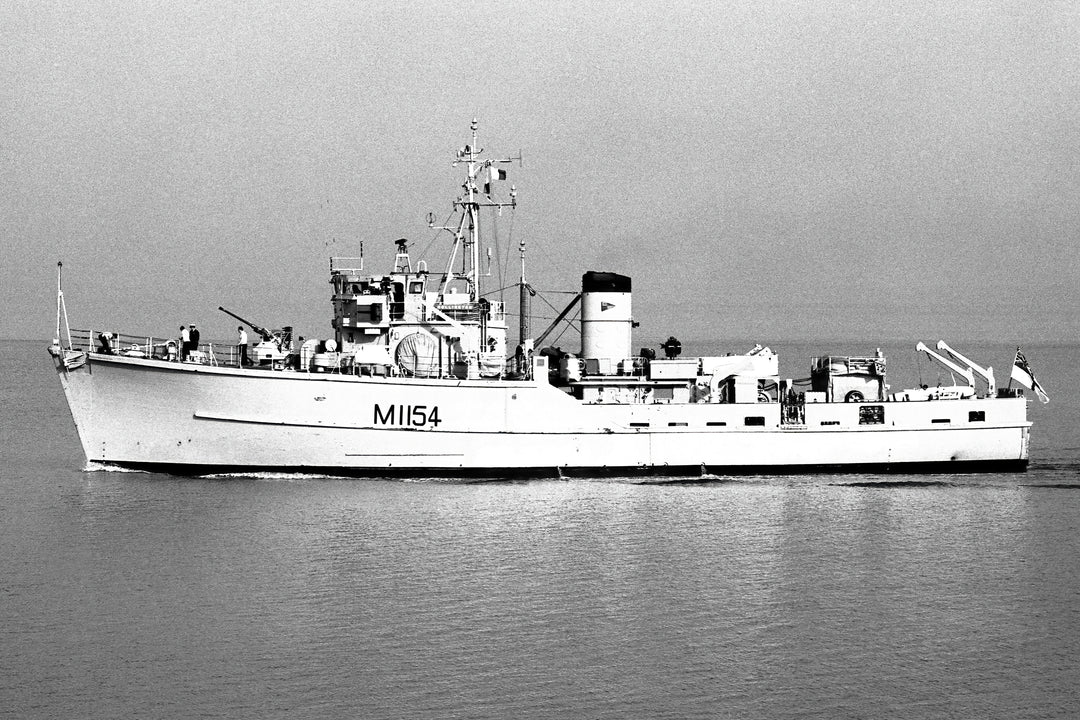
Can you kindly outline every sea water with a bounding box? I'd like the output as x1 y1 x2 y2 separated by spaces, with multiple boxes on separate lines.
2 338 1078 719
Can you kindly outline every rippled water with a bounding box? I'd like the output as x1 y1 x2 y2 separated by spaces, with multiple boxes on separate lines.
3 339 1078 719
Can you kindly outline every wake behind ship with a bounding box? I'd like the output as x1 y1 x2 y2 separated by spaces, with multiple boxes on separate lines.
48 122 1038 477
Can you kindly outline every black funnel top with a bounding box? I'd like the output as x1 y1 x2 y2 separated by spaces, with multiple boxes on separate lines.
582 271 631 293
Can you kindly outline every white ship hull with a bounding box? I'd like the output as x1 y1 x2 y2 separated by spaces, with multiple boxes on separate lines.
53 353 1030 477
47 126 1042 477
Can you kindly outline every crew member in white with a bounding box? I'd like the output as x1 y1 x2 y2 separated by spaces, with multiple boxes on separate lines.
237 326 249 366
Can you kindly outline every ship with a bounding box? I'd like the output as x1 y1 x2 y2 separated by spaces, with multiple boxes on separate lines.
48 122 1036 478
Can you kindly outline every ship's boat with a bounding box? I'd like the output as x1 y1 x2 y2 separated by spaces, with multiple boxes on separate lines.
47 123 1035 477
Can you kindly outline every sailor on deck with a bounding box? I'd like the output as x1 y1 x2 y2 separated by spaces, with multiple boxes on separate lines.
661 336 682 359
237 326 249 366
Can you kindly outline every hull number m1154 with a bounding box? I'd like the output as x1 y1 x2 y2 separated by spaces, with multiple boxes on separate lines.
374 404 442 428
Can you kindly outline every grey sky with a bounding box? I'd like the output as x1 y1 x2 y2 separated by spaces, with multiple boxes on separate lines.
3 1 1077 345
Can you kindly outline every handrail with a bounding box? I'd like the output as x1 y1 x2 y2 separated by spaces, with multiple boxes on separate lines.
74 328 243 368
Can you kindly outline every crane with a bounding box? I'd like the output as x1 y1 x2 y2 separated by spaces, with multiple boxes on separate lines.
916 341 975 389
936 340 995 396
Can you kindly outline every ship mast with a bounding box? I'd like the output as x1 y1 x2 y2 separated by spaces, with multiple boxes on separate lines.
518 236 530 348
465 120 481 298
55 260 73 350
436 119 518 303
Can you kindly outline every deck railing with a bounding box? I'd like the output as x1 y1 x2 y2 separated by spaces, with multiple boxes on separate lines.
70 329 244 367
69 327 522 380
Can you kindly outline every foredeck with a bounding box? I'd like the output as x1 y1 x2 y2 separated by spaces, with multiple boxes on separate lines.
67 329 248 368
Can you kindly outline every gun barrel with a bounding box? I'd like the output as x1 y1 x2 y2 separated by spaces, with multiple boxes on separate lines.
218 306 273 341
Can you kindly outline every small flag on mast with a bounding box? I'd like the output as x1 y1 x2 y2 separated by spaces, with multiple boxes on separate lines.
483 167 507 195
1010 347 1050 403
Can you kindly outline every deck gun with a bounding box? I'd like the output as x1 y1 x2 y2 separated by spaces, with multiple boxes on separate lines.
218 306 276 343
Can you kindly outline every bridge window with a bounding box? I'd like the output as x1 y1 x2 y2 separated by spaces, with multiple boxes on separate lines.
390 283 405 320
744 416 765 426
354 303 382 323
968 411 985 422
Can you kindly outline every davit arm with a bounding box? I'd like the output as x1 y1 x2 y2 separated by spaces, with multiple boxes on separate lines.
935 340 995 395
916 341 975 388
